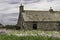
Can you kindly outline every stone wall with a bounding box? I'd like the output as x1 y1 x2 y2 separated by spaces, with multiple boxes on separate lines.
23 21 60 30
37 22 58 30
23 22 33 30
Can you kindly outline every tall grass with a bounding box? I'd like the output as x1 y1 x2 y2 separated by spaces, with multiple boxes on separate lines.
0 34 60 40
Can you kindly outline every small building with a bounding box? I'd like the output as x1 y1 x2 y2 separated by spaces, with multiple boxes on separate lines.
17 4 60 30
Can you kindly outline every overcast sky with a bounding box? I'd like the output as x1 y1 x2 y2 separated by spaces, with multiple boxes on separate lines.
0 0 60 25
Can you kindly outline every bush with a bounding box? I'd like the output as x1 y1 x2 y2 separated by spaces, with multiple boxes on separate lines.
5 25 20 30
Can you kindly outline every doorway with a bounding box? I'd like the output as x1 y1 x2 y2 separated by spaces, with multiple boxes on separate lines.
33 24 37 30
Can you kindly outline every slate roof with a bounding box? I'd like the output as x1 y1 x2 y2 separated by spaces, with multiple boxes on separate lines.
22 10 60 21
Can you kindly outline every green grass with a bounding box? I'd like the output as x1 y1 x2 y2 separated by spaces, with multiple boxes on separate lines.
0 34 60 40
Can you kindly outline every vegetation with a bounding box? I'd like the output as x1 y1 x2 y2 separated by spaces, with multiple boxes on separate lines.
5 25 20 30
8 30 60 35
0 34 60 40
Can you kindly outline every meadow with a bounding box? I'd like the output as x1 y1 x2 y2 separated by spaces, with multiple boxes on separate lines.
0 29 60 40
0 34 60 40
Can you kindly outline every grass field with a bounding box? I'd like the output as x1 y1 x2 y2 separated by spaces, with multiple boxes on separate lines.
0 34 60 40
0 29 60 40
5 30 60 38
8 30 60 35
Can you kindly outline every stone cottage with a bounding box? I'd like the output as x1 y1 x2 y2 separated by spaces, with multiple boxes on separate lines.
17 4 60 30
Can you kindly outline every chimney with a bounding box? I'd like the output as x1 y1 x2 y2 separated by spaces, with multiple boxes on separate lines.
49 7 54 13
19 3 24 13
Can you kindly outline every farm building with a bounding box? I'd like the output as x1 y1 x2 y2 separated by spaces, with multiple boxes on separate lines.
17 4 60 30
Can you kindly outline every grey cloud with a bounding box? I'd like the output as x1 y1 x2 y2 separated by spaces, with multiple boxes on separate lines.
9 2 19 4
22 0 40 4
3 13 19 17
47 0 54 2
8 18 18 21
0 0 19 4
8 0 19 4
1 13 19 25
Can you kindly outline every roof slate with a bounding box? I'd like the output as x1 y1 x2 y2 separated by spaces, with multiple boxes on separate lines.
22 10 60 21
